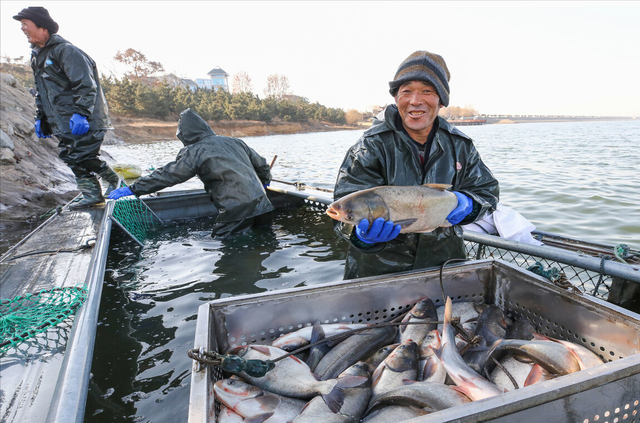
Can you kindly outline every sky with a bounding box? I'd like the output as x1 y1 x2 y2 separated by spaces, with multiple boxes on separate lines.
2 1 639 117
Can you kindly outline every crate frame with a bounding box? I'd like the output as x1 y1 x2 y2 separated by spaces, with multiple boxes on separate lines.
188 259 640 423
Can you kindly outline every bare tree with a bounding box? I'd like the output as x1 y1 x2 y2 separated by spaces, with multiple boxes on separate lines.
114 48 164 82
231 71 253 94
264 74 291 99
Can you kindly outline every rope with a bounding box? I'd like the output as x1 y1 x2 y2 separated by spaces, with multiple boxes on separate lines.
3 238 95 262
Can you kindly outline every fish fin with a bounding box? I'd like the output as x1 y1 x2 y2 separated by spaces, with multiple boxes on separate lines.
311 372 322 381
371 363 384 386
423 183 452 191
430 345 442 361
249 345 272 355
399 312 412 334
402 378 418 385
310 320 326 344
451 384 474 400
415 228 438 233
524 364 544 387
336 375 369 389
439 221 452 228
394 218 418 228
420 356 438 380
289 355 304 364
322 384 345 413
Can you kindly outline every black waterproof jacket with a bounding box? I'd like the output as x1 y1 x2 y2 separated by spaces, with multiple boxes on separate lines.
30 34 111 135
334 105 499 279
131 109 274 223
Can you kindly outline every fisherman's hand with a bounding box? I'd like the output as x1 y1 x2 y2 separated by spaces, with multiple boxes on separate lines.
263 182 270 189
355 218 401 244
446 191 473 225
34 119 50 138
108 186 134 200
69 113 90 135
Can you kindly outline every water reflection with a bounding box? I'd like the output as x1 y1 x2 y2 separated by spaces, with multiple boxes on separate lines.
86 207 348 422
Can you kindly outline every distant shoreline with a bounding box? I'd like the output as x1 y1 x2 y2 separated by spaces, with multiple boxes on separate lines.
484 116 636 124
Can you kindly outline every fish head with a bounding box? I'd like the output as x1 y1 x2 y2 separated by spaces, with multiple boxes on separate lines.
385 340 419 371
214 379 263 408
409 298 437 319
326 189 389 225
340 361 371 379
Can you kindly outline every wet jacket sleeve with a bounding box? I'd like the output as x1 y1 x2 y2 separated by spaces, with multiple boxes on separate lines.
130 148 198 196
59 45 98 117
243 144 272 185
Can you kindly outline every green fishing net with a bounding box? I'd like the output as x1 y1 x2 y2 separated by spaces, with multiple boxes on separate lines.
0 285 88 354
111 198 163 244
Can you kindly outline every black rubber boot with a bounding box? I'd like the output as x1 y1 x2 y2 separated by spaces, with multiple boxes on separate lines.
97 166 121 196
69 176 105 209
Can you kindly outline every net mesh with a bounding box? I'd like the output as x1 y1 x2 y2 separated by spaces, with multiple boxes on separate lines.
0 285 88 354
111 198 163 244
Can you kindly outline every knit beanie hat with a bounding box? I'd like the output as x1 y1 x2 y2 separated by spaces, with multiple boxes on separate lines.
389 51 451 107
13 7 59 34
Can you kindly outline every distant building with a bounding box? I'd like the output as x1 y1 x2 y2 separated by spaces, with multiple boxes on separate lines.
193 67 229 91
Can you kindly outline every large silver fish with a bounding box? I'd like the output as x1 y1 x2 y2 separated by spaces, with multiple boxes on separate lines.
272 322 371 352
214 378 305 422
432 297 503 401
326 184 458 233
227 345 367 413
292 362 372 423
314 325 398 381
418 330 447 383
534 334 605 370
370 340 419 400
399 298 438 345
494 338 581 376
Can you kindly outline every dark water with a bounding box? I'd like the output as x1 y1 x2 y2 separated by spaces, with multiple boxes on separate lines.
85 207 347 422
80 119 638 422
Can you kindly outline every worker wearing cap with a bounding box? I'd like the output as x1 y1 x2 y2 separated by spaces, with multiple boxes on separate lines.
334 51 500 279
13 6 120 208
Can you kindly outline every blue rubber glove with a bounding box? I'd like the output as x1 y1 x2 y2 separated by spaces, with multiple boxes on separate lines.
446 191 474 225
34 119 50 138
69 113 90 135
108 186 134 200
263 182 270 188
355 218 402 244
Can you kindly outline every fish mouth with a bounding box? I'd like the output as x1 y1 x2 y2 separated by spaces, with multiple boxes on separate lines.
326 207 340 219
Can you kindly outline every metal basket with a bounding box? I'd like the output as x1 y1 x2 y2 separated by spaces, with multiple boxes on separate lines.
188 259 640 423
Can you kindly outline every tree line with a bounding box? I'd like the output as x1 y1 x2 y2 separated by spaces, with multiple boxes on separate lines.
100 77 346 124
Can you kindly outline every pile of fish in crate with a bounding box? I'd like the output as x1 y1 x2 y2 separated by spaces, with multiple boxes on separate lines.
214 295 606 422
190 260 640 423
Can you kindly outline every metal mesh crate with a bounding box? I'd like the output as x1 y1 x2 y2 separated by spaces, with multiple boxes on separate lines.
188 259 640 423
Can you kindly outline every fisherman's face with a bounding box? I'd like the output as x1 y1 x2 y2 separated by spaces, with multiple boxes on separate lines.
20 19 49 47
395 81 443 144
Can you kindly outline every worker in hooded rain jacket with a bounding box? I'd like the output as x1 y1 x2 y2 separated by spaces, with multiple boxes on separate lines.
109 109 275 238
14 7 120 208
334 50 499 279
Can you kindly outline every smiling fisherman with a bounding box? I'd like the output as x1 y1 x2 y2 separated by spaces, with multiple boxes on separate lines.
333 50 500 279
109 109 274 238
14 6 120 208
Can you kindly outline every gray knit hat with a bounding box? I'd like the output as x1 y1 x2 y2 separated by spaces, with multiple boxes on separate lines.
13 7 59 34
389 51 451 107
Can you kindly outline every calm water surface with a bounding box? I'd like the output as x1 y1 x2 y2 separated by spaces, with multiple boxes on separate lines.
86 120 639 422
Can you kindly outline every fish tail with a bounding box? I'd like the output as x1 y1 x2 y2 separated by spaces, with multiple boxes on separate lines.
321 385 344 413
